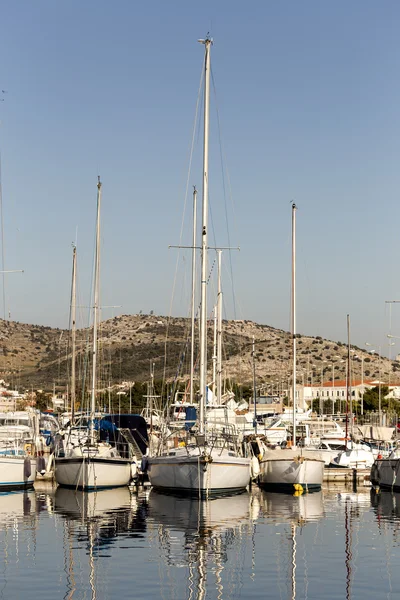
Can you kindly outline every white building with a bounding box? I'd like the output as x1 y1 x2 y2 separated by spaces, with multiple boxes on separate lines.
0 385 26 412
299 379 400 412
300 379 377 413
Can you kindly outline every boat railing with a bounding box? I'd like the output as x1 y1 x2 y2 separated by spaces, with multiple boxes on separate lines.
205 425 246 456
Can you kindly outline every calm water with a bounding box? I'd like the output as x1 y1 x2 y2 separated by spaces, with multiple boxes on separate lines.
0 483 399 599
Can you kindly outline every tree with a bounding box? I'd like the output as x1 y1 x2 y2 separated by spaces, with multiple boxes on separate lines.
35 391 52 412
362 386 389 412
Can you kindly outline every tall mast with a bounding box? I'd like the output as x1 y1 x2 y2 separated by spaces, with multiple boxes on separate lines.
70 244 77 422
198 37 212 435
0 155 6 321
150 360 154 435
190 187 197 405
90 177 101 439
252 336 257 432
216 250 223 405
346 314 352 444
212 306 217 396
292 203 297 446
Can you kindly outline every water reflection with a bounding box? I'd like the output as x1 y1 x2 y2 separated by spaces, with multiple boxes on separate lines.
259 491 325 600
54 486 148 555
148 491 254 599
371 489 400 523
54 487 148 600
0 489 48 522
1 486 399 599
260 490 325 525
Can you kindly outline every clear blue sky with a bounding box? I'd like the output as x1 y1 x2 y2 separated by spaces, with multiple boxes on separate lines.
0 1 400 355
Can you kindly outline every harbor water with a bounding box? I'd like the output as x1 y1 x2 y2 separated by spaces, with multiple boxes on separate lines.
0 484 399 599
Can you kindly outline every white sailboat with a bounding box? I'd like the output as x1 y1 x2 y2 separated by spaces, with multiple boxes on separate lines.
147 37 251 497
55 178 133 490
0 453 36 490
0 409 41 489
258 203 324 492
331 316 374 469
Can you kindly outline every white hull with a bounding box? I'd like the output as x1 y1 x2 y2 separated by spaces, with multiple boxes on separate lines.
55 456 132 490
259 449 324 491
330 447 374 469
0 455 36 490
147 448 251 496
303 446 340 466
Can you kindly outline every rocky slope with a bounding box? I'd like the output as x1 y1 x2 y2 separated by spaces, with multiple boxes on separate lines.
0 314 397 391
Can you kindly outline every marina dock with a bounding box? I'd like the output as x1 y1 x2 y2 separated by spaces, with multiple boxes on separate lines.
323 467 370 485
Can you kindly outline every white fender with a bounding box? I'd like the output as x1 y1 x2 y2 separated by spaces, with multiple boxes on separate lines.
251 455 260 479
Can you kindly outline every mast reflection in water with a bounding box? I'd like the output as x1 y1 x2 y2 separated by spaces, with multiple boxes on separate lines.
2 486 400 598
55 487 148 557
54 486 148 600
147 490 256 599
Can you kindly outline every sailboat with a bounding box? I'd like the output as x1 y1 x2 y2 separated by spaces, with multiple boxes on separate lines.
331 316 374 469
146 37 251 497
55 178 133 490
258 203 324 492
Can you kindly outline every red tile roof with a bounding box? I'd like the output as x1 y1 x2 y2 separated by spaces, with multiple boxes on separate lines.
319 379 375 388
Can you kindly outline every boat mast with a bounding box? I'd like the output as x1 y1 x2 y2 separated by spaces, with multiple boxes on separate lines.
346 314 352 445
90 177 101 441
212 305 217 397
292 203 297 446
198 37 212 436
70 244 77 422
216 250 222 405
190 187 197 406
252 336 257 432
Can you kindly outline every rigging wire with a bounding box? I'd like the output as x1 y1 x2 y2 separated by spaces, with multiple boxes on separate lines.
79 189 99 415
162 60 205 400
211 67 239 319
0 155 6 321
208 67 251 395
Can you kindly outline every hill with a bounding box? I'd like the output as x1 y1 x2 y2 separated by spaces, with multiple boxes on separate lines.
0 314 397 392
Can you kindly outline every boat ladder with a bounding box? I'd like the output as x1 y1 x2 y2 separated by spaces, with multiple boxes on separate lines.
119 428 143 461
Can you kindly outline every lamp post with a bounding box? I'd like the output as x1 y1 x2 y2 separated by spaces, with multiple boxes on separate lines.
366 342 382 425
319 367 323 415
309 364 316 412
331 357 344 415
387 335 400 412
361 355 364 416
388 341 395 412
319 361 328 416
